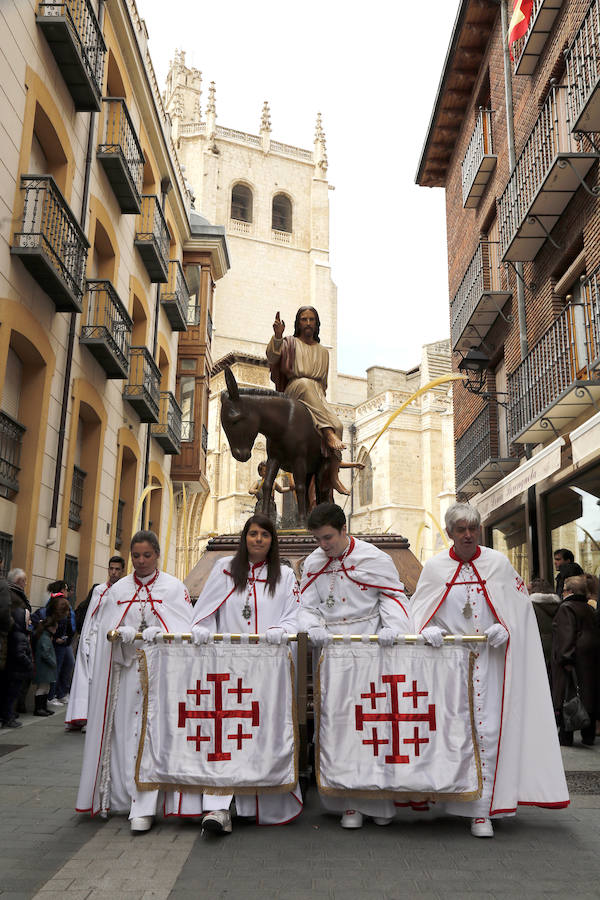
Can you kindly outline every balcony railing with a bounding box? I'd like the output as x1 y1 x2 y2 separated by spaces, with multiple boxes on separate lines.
11 174 89 312
160 260 189 332
451 241 511 352
181 420 194 442
0 412 26 500
498 86 599 263
461 109 496 208
512 0 563 76
97 98 144 213
151 391 183 454
455 406 519 495
583 264 600 370
115 497 125 549
134 195 169 283
36 0 106 111
69 464 86 530
80 280 132 378
566 0 600 133
122 346 161 423
508 299 600 443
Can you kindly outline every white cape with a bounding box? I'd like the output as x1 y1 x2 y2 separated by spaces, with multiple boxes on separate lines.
411 546 569 815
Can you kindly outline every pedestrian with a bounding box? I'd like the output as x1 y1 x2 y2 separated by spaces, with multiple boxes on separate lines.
298 501 410 829
0 554 15 718
554 549 583 598
552 574 599 747
47 585 75 709
7 569 31 613
66 556 125 731
190 513 302 834
528 577 561 681
411 502 568 838
0 606 33 728
33 594 70 717
585 573 599 609
76 531 192 833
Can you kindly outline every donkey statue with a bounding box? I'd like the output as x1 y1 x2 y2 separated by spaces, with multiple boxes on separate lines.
220 366 332 524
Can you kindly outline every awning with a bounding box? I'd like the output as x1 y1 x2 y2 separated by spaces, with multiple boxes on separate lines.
472 437 565 521
570 410 600 468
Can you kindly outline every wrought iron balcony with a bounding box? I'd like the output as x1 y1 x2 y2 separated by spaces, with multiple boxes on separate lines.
451 241 511 352
498 86 599 263
566 0 600 133
69 464 86 530
181 420 194 442
122 346 161 423
455 406 519 496
0 412 26 500
151 391 182 454
512 0 563 76
11 174 89 312
80 280 132 378
461 109 496 208
97 98 144 214
134 195 169 283
508 297 600 444
160 260 189 332
36 0 105 111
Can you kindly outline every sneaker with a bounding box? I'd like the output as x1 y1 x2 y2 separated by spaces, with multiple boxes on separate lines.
1 719 23 729
202 810 232 835
48 698 64 708
471 817 494 838
130 815 154 833
372 816 393 826
341 809 363 829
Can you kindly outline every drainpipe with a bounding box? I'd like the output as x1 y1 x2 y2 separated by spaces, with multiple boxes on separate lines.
501 0 528 362
142 176 172 526
48 1 105 546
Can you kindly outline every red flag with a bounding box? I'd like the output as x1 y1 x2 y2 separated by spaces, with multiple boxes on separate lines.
508 0 534 52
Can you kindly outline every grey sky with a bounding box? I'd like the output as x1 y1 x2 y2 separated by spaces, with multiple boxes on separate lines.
138 0 459 377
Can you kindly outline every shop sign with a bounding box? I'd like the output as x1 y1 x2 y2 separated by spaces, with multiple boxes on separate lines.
570 411 600 467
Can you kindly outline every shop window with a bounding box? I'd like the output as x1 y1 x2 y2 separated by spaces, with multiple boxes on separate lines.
545 469 600 576
491 510 529 583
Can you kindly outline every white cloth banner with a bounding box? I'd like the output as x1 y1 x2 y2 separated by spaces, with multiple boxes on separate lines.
135 642 298 795
316 643 482 801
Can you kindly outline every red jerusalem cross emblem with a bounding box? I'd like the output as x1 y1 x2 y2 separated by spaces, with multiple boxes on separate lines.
178 674 260 761
355 675 436 764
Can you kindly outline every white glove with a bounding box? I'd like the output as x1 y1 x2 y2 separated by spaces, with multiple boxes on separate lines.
308 626 331 647
265 627 286 645
485 623 509 648
421 626 445 648
378 627 396 647
118 625 137 644
142 626 162 643
191 625 211 645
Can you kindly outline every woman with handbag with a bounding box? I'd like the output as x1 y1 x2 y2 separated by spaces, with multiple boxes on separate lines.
552 574 600 746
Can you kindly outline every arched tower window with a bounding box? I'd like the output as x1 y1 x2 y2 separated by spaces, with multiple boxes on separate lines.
231 183 253 223
272 193 292 233
359 453 373 507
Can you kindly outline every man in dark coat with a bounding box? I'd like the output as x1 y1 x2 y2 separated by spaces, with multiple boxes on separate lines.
0 607 33 728
553 549 583 598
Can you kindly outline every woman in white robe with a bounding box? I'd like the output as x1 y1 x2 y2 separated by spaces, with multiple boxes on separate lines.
75 531 192 833
189 513 302 832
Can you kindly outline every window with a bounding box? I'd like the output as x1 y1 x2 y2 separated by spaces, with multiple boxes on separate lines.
180 375 195 441
545 468 600 577
491 510 529 583
231 184 252 223
272 194 292 232
359 454 373 507
0 533 13 577
64 555 78 605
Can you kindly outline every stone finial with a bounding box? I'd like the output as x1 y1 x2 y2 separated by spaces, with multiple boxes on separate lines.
314 112 328 175
207 81 217 116
260 100 271 133
193 96 202 123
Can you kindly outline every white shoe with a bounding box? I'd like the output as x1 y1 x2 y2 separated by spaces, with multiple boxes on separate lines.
130 815 154 833
471 817 494 838
48 699 64 707
202 810 232 834
341 809 363 829
373 816 393 826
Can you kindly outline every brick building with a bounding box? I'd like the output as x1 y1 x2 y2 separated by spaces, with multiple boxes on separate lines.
417 0 600 584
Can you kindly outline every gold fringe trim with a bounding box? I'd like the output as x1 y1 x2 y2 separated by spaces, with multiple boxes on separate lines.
135 644 298 795
315 647 483 802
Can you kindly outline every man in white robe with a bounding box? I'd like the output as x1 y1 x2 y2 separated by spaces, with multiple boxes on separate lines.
75 532 192 832
66 556 125 729
188 555 302 828
411 502 569 838
298 502 410 828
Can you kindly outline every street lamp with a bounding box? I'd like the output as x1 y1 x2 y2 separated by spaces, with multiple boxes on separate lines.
458 348 490 395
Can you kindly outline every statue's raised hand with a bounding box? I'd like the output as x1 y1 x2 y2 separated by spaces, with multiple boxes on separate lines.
273 310 285 339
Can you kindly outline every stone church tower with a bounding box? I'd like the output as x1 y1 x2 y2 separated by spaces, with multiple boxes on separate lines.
163 51 339 394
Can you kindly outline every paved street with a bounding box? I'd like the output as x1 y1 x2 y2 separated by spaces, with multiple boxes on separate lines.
2 709 600 899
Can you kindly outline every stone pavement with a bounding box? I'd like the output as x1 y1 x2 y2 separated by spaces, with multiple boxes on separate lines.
2 709 600 899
